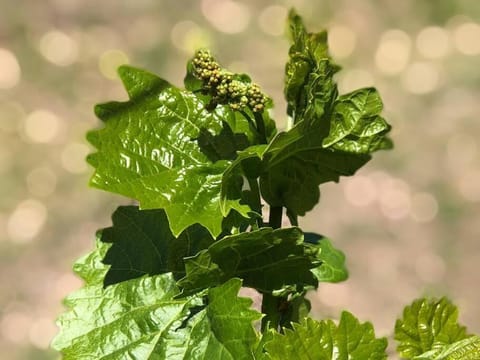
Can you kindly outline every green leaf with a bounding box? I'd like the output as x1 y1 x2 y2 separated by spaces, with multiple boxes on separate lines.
414 336 480 360
220 145 267 217
87 65 255 237
263 312 387 359
204 278 262 360
304 233 348 283
323 88 393 153
53 239 261 359
260 87 391 216
100 206 214 286
395 297 471 358
260 11 392 217
285 10 339 121
178 227 319 294
52 237 200 358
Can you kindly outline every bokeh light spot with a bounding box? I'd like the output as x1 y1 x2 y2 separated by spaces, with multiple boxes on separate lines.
171 21 211 53
375 30 411 75
258 5 288 36
344 175 377 207
379 178 411 220
0 311 32 344
458 170 480 202
202 0 250 34
99 50 129 80
24 109 61 143
39 30 79 66
7 199 48 243
0 48 21 89
28 317 58 349
416 26 450 59
329 25 357 59
453 22 480 55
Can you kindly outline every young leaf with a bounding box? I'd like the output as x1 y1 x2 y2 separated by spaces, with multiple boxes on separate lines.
100 206 214 286
414 336 480 360
87 65 256 237
304 233 348 283
263 312 387 359
178 227 319 294
260 12 392 217
220 145 267 217
395 297 471 358
285 10 339 121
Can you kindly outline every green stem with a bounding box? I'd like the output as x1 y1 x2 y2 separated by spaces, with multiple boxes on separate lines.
268 206 283 229
254 111 268 144
239 110 261 140
261 206 286 332
286 209 298 227
247 177 263 229
261 293 282 332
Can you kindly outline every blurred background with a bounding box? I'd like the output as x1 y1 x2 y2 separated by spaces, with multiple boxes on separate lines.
0 0 479 358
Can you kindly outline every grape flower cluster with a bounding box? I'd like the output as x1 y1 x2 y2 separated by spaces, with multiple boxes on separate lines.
191 49 268 112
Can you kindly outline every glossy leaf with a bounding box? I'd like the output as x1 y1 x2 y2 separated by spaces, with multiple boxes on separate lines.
304 233 348 283
395 297 470 358
414 336 480 360
285 10 339 121
204 278 262 360
263 312 387 359
260 12 392 217
100 206 214 286
52 238 198 357
220 145 267 217
87 65 255 237
53 240 261 359
178 227 320 294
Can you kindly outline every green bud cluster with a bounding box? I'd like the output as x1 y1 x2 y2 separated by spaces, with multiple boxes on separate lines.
192 49 268 112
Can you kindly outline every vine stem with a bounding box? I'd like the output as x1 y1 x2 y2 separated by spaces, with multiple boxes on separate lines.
254 111 268 144
261 206 285 332
247 177 263 229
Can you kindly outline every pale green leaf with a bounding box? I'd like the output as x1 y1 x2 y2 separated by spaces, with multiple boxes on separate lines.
414 336 480 360
395 297 470 358
263 313 387 359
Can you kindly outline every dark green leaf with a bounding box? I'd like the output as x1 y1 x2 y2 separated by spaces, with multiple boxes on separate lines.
220 145 267 218
395 297 471 358
178 227 319 294
100 206 214 286
263 313 387 359
87 65 256 237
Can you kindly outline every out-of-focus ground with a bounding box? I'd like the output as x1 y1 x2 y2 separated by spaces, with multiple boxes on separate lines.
0 0 479 358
